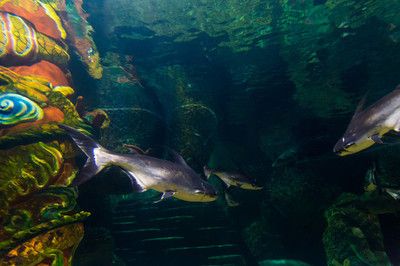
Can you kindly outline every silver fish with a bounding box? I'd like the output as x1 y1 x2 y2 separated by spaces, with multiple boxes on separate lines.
59 125 218 203
334 85 400 156
383 188 400 200
203 166 263 190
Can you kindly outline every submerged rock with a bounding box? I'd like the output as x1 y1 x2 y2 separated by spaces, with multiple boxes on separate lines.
323 192 400 266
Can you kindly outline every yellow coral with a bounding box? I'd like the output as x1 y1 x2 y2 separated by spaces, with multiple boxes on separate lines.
38 1 67 39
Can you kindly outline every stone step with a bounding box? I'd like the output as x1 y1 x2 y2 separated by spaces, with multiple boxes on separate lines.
110 198 252 265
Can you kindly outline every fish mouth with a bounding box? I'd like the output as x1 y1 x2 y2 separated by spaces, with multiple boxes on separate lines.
333 141 347 156
334 148 347 156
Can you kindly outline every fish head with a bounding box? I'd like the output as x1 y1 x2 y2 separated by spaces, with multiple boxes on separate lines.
173 178 218 202
333 127 376 156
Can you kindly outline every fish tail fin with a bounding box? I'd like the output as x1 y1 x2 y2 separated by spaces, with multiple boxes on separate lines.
59 124 111 186
203 165 213 179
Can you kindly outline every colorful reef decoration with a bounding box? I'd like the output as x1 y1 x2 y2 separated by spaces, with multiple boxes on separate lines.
0 12 70 67
62 0 103 79
0 0 103 265
0 93 44 126
42 0 103 79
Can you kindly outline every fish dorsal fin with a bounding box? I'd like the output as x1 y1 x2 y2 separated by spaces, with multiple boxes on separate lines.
352 94 368 119
166 148 190 168
346 94 368 130
119 167 146 192
203 165 213 179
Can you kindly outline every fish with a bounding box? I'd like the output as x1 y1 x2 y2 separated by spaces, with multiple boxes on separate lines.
203 166 263 190
59 124 218 203
334 85 400 156
362 163 400 200
383 188 400 200
123 144 150 155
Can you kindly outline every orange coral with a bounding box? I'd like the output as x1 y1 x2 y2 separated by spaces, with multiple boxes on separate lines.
2 223 84 265
0 0 66 41
10 61 70 87
0 106 65 137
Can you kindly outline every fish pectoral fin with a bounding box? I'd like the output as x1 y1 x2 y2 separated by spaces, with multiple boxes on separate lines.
71 158 100 186
371 134 384 144
121 169 146 192
154 190 176 203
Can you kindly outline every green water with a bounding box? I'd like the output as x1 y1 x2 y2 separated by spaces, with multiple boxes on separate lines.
72 1 400 265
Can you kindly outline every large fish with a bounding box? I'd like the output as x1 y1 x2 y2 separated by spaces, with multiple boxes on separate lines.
59 125 218 202
334 85 400 156
203 166 263 190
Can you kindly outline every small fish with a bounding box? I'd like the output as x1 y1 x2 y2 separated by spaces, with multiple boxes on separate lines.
59 125 218 203
334 85 400 156
383 188 400 200
123 144 150 155
362 163 400 200
203 166 263 190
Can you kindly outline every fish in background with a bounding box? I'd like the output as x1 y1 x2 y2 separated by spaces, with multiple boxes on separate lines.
59 124 218 203
203 166 262 207
334 85 400 156
363 162 400 200
203 166 263 190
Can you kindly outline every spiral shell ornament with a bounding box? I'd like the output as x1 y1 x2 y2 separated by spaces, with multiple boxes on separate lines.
0 93 44 126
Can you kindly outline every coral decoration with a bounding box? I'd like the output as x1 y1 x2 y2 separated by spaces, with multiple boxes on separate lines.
0 93 44 126
0 12 69 67
53 85 74 97
0 0 67 40
75 95 85 117
85 108 110 129
1 223 85 265
0 67 87 143
0 1 104 264
75 95 110 129
10 61 70 87
48 0 103 79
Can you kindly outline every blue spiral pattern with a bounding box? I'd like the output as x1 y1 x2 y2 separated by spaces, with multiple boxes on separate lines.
0 93 44 126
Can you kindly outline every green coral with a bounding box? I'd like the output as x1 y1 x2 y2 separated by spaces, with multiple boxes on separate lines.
38 186 79 220
0 185 90 253
0 140 91 253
